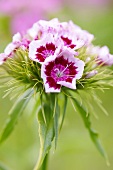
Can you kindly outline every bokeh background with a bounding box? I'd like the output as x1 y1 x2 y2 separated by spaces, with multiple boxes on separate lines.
0 0 113 170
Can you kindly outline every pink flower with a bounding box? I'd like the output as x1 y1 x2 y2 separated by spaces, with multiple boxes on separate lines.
28 18 90 56
4 32 30 57
86 44 113 67
60 34 84 50
0 53 7 65
27 18 60 40
4 33 22 56
96 46 113 66
59 20 94 46
41 50 85 93
29 34 62 64
87 45 113 66
0 0 61 33
86 70 98 78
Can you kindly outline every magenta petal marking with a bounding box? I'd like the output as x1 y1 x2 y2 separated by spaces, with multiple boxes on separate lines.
61 36 76 49
43 55 79 91
35 43 56 62
46 77 61 90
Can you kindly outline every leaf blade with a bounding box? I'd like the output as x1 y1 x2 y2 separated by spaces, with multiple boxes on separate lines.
0 89 33 144
54 95 59 149
66 91 109 164
34 104 54 170
0 162 10 170
60 95 67 131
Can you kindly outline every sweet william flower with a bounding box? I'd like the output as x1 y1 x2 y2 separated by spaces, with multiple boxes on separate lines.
29 34 62 64
41 50 85 93
87 45 113 66
1 18 113 170
96 46 113 66
59 32 85 51
27 18 61 40
4 32 30 57
28 18 93 50
59 20 94 46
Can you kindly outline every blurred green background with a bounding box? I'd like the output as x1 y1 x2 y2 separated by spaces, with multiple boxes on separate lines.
0 1 113 170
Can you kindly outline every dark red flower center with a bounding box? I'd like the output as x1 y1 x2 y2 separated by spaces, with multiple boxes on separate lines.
35 43 56 62
45 55 78 89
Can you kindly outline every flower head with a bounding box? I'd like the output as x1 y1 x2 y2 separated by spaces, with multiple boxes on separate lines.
87 45 113 66
41 50 85 93
29 34 62 63
1 18 113 93
96 46 113 66
27 18 60 40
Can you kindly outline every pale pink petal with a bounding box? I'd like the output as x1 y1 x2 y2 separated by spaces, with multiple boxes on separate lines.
0 53 7 65
4 43 18 56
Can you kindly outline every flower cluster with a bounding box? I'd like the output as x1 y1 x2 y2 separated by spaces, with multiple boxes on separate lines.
0 18 113 93
0 19 113 170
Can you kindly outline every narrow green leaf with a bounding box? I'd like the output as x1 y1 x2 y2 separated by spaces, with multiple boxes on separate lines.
30 96 40 121
34 104 54 170
53 95 60 149
66 91 109 164
0 162 10 170
0 89 33 144
60 95 67 131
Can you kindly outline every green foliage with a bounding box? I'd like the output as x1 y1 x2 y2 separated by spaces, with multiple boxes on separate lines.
34 93 68 169
35 102 55 169
60 95 67 131
0 162 9 170
0 49 43 96
0 16 113 170
64 90 109 165
0 89 33 144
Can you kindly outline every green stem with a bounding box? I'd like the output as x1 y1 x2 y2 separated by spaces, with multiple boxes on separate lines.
34 153 49 170
40 154 49 170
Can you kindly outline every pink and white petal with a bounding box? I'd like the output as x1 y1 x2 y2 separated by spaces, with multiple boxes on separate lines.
38 18 59 29
99 46 109 56
12 32 22 42
74 39 85 50
41 63 61 92
60 50 85 79
106 54 113 66
57 78 76 89
29 40 40 62
62 46 78 56
27 22 40 39
57 50 84 79
58 50 74 62
29 34 59 63
75 29 94 46
44 79 61 93
41 61 61 92
44 54 57 63
68 21 81 32
0 53 7 65
59 50 85 79
74 58 85 79
4 43 18 55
